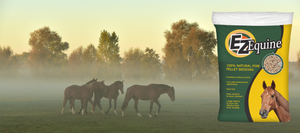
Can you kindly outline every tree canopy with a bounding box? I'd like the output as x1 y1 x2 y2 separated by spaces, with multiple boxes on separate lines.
0 46 19 77
96 30 122 79
122 47 162 80
162 20 218 80
27 26 69 78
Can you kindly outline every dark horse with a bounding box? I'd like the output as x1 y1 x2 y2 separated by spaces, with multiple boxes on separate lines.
96 81 124 115
121 84 175 118
81 81 124 115
61 79 107 115
259 80 290 122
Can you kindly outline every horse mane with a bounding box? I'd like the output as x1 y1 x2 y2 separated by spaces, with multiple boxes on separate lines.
85 80 95 85
275 90 289 112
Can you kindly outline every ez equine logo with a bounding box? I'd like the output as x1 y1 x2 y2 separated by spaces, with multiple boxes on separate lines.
225 29 282 58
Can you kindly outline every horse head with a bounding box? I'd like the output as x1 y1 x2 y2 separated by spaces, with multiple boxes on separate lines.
259 80 276 119
167 86 175 101
116 80 124 94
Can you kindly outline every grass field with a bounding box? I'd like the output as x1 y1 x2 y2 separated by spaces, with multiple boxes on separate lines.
0 79 300 133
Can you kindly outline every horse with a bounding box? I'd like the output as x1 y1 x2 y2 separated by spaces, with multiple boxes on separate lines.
78 80 124 115
71 78 98 114
121 84 175 118
259 80 291 122
61 79 107 115
93 80 124 115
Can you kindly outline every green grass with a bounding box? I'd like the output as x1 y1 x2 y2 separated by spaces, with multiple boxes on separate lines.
1 82 300 133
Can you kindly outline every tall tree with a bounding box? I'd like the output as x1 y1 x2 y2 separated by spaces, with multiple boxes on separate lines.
163 20 217 80
27 26 69 79
122 47 144 80
82 44 97 78
96 30 121 79
122 47 162 80
68 46 84 79
0 46 19 77
141 47 162 80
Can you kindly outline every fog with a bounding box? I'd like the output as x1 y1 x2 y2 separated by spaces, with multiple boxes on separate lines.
0 66 299 105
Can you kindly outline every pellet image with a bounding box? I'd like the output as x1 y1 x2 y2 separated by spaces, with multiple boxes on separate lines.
263 54 283 74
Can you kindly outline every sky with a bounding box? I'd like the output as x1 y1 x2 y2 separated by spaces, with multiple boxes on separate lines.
0 0 299 61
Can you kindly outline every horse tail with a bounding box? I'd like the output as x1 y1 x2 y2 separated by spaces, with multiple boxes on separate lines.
121 86 132 111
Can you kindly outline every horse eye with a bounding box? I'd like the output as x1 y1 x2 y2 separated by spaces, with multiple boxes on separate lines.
271 95 274 98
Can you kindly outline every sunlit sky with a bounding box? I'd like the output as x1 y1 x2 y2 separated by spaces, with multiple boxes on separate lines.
0 0 299 61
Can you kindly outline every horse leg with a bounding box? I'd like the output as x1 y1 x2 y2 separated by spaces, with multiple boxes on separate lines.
154 100 161 117
61 97 68 114
78 100 83 114
133 98 142 118
149 100 154 118
105 98 112 114
95 96 105 114
81 99 87 115
121 95 133 117
69 98 73 113
85 102 88 114
88 99 95 114
114 98 118 115
70 98 76 114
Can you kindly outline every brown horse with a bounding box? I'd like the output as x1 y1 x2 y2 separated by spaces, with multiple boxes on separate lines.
72 78 98 114
92 80 124 115
61 79 107 115
121 84 175 118
259 80 290 122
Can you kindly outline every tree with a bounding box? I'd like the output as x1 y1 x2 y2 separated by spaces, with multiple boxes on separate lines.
122 47 144 80
96 30 122 79
82 44 97 78
16 52 30 68
0 46 19 77
297 50 300 76
27 26 69 79
68 46 84 79
141 47 162 80
68 44 98 80
122 47 162 80
162 20 217 81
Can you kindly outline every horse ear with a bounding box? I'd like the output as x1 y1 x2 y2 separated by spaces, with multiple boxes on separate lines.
102 80 104 83
271 80 275 90
96 78 98 81
122 80 124 83
263 81 267 89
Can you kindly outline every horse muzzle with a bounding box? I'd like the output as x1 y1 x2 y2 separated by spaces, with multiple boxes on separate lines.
259 110 269 119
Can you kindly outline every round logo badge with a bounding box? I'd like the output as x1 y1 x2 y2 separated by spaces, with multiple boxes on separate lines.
225 29 256 58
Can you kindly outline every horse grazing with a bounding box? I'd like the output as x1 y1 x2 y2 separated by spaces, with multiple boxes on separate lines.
121 84 175 118
61 79 107 115
93 80 124 115
259 80 290 122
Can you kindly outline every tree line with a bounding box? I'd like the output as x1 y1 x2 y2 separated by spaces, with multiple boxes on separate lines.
7 19 300 81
